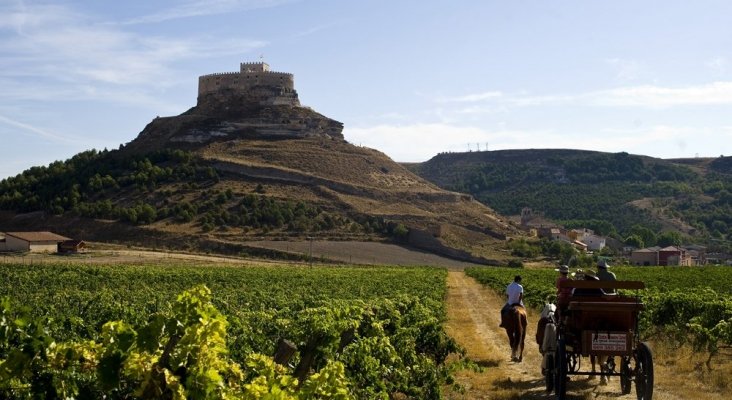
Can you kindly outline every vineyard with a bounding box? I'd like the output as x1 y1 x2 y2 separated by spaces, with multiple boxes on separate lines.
0 263 460 399
466 266 732 367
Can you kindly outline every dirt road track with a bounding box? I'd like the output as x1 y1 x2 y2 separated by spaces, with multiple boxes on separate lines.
445 270 682 400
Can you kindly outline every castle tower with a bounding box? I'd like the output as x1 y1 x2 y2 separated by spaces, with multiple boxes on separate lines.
520 207 533 226
240 62 270 73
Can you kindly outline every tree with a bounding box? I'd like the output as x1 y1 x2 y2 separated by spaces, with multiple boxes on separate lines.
136 204 158 225
630 225 657 247
392 223 409 241
657 230 683 247
624 234 645 249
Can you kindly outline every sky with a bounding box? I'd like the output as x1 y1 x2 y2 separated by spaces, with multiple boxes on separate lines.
2 0 732 179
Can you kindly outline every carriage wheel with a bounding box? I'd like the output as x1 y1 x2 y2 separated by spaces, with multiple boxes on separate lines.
620 356 632 394
545 354 555 393
635 342 654 400
554 337 567 400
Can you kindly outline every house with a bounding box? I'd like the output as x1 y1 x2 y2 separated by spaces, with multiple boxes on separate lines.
59 239 86 254
583 234 606 251
572 240 588 252
570 228 607 251
629 247 660 266
658 246 689 266
538 227 564 241
622 245 636 255
630 245 693 266
684 245 707 265
1 231 71 253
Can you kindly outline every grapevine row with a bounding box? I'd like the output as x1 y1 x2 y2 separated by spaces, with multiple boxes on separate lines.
0 263 461 399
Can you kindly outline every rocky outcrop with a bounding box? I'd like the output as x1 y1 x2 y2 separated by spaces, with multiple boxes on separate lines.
124 87 343 153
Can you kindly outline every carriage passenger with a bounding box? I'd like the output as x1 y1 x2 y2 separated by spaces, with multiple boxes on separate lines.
595 259 618 385
555 265 572 321
570 270 604 296
597 259 617 294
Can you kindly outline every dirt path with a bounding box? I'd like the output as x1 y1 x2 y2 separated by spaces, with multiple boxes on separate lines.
444 270 683 400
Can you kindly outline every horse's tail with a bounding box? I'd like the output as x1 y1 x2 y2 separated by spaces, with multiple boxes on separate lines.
510 306 527 336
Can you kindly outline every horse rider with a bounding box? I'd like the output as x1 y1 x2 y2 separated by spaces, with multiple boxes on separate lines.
500 275 524 328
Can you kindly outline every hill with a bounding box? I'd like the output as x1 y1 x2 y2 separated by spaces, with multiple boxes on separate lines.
0 63 518 263
407 149 732 250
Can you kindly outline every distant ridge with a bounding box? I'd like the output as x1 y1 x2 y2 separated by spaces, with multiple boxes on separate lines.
407 148 732 250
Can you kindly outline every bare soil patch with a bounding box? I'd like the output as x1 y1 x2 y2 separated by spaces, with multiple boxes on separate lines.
243 240 483 268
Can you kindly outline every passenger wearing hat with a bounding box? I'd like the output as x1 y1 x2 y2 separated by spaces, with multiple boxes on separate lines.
595 259 617 385
554 265 572 322
596 259 617 294
555 265 572 306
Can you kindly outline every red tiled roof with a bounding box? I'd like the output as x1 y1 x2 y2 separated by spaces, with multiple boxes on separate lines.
5 231 71 242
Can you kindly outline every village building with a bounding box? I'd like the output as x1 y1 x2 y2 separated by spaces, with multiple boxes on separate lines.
570 228 607 251
658 246 690 266
629 247 660 266
630 245 693 266
684 244 707 265
1 231 71 253
59 239 86 254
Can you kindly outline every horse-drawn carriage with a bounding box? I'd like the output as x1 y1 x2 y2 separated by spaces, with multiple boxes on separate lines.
542 279 653 400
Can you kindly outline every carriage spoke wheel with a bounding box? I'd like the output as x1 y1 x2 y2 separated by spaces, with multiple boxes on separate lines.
620 356 632 394
634 342 654 400
554 337 567 400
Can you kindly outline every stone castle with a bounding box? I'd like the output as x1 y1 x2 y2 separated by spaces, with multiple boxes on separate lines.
127 61 343 151
197 62 300 106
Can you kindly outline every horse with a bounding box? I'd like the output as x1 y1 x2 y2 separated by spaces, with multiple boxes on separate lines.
536 303 556 352
503 304 528 362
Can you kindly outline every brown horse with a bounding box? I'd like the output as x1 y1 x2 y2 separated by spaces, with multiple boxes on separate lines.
504 304 528 362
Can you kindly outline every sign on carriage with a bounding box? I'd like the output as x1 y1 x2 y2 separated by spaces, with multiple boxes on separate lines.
590 332 628 352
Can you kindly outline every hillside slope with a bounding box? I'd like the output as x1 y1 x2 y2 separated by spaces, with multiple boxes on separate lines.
408 149 732 250
0 82 518 263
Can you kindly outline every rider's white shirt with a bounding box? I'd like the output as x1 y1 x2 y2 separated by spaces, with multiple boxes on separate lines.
506 282 524 306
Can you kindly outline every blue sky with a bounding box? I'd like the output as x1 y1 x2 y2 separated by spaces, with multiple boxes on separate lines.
2 0 732 179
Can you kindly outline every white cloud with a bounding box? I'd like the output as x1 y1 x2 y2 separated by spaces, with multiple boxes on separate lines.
438 81 732 112
344 123 554 162
436 91 503 103
605 58 644 81
591 82 732 108
0 2 266 104
344 122 731 162
121 0 295 25
0 114 80 143
705 56 727 74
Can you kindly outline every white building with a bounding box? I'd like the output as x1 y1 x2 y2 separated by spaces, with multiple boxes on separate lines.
1 231 71 253
572 229 606 251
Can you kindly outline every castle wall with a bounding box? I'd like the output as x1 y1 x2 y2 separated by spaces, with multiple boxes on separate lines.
198 70 295 96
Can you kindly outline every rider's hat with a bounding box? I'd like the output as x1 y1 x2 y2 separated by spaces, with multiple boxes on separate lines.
597 259 610 269
555 265 570 274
